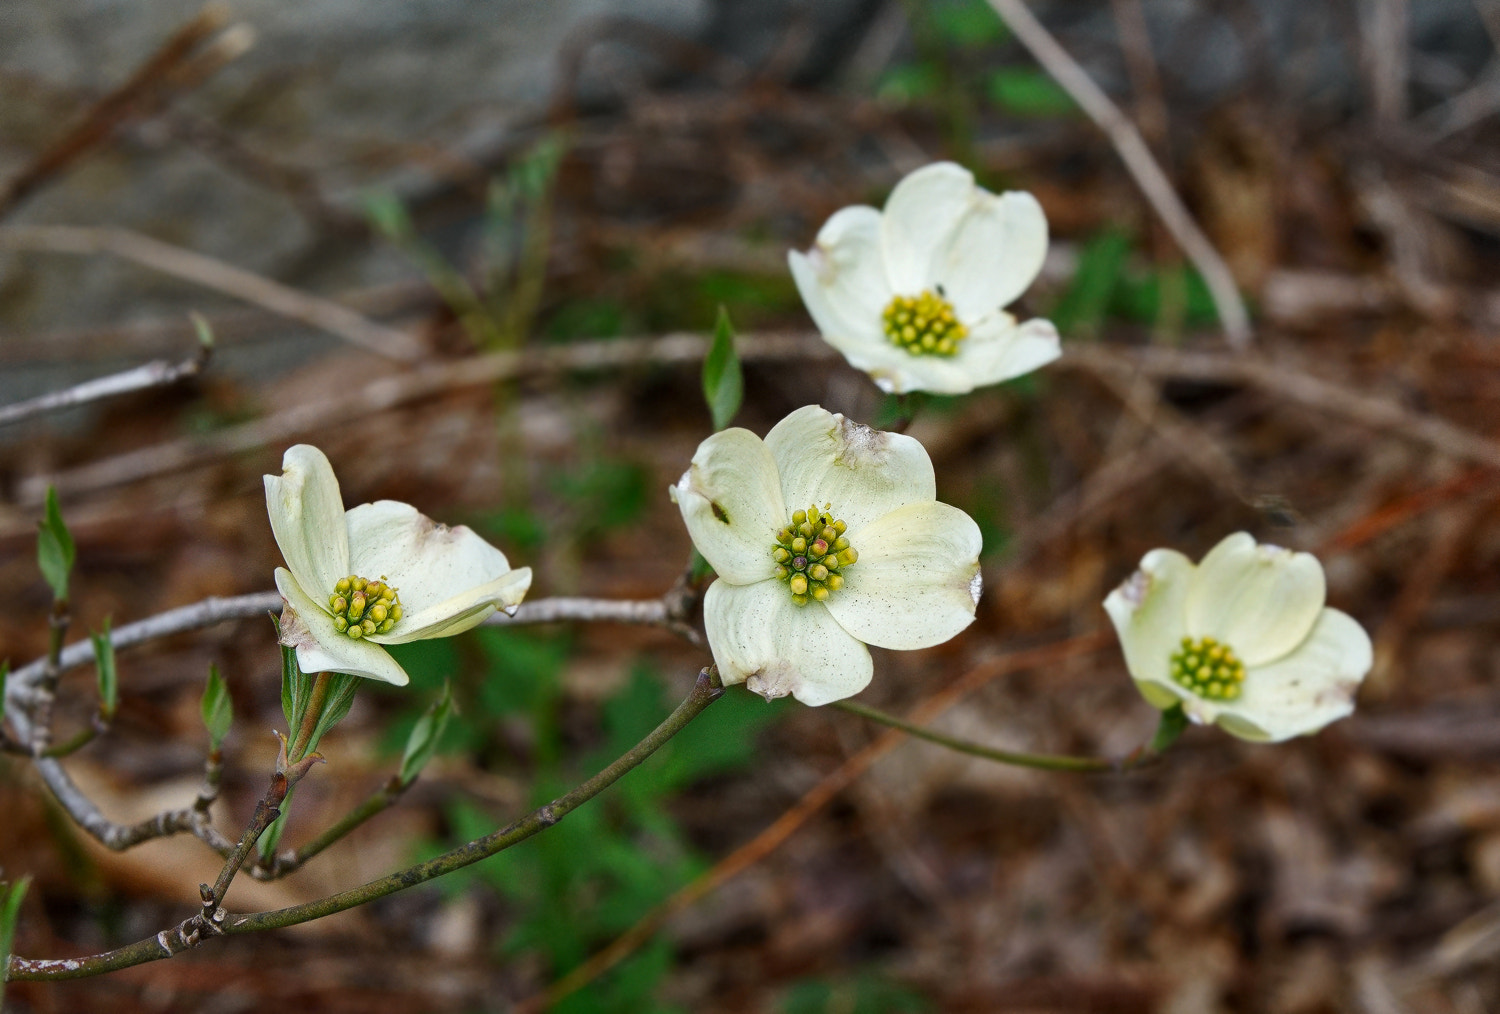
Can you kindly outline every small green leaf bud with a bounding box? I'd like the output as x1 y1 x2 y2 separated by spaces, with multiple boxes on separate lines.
811 585 829 602
333 616 348 632
791 537 807 554
809 563 829 582
837 547 858 567
789 574 808 596
362 618 377 636
826 573 844 591
348 593 366 620
792 510 807 525
336 577 352 594
772 547 790 564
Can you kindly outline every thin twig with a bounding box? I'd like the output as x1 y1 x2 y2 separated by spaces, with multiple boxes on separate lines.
5 666 724 982
4 593 678 706
0 225 422 362
1060 345 1500 471
0 5 243 218
252 774 408 880
0 341 210 428
17 331 826 505
2 593 692 859
530 633 1112 1009
831 699 1164 772
982 0 1252 347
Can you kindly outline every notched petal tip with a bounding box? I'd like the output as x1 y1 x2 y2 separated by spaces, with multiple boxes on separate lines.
968 570 983 606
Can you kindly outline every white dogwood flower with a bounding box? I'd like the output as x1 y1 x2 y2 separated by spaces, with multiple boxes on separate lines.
266 444 532 686
1104 532 1372 742
671 405 983 706
789 161 1059 395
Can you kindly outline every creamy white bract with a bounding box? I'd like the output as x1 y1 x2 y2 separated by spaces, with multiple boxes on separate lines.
266 444 532 686
789 161 1059 395
671 405 983 706
1104 532 1372 742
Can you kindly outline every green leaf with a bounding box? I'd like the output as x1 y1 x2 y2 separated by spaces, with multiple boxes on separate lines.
399 682 455 786
987 67 1077 117
303 673 360 760
188 311 216 351
280 636 306 736
201 665 233 750
0 875 30 1010
876 63 941 104
1050 227 1132 337
1148 704 1189 756
0 662 9 716
930 0 1007 47
36 486 75 602
363 190 414 242
90 617 117 721
702 305 743 431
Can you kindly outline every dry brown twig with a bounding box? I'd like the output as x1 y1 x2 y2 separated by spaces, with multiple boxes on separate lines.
0 225 423 362
14 330 830 506
981 0 1252 348
0 4 252 219
0 333 212 428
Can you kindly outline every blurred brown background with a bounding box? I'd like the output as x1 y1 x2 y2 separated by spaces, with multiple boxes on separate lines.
3 1 1500 1011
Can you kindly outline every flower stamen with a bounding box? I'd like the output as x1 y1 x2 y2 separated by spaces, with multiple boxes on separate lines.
882 290 967 357
1168 635 1245 701
772 504 857 606
328 574 402 639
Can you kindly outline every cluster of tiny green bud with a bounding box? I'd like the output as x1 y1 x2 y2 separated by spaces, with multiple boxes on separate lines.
882 289 968 357
1169 635 1246 701
327 574 402 639
772 504 858 606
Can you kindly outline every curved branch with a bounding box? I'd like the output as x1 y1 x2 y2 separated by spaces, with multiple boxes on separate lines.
5 666 723 982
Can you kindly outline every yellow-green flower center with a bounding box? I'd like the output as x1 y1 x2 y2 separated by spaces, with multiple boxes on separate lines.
327 574 403 640
1169 636 1245 701
882 289 967 357
771 504 858 606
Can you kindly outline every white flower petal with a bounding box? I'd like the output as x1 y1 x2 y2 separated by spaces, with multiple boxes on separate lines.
824 501 982 650
764 405 936 534
880 162 977 293
1103 548 1196 709
264 444 350 600
704 578 873 707
375 568 533 644
342 500 529 638
670 427 785 585
789 205 892 343
1212 608 1372 742
1186 532 1326 666
276 567 410 686
935 189 1048 320
959 315 1062 387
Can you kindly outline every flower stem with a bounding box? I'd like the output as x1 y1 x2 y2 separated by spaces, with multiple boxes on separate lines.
831 699 1172 773
288 671 331 762
4 666 724 982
